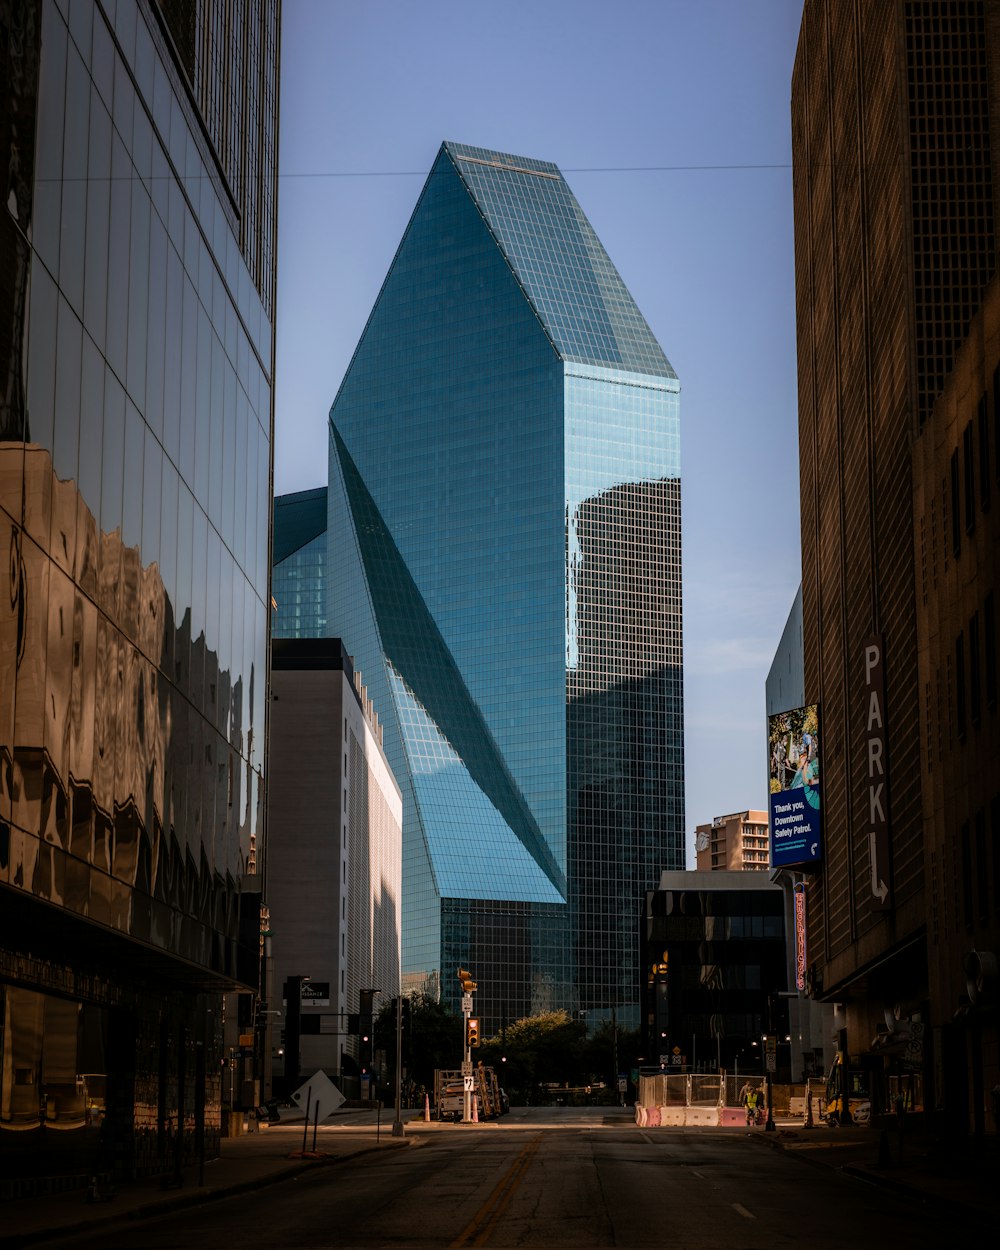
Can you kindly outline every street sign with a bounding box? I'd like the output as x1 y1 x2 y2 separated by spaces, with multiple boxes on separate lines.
463 1076 475 1092
461 1059 472 1076
301 981 331 1007
291 1069 345 1123
462 993 473 1012
764 1035 777 1074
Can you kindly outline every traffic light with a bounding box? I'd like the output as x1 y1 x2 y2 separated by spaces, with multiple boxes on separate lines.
457 968 477 993
466 1017 480 1048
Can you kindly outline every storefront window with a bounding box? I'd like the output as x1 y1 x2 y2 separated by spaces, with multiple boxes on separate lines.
0 988 106 1131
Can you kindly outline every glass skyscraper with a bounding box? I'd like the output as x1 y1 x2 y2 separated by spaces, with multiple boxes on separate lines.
273 486 328 638
328 143 683 1030
1 0 278 1185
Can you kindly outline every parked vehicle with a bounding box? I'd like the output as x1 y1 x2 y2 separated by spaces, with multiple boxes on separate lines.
434 1065 505 1121
823 1053 870 1125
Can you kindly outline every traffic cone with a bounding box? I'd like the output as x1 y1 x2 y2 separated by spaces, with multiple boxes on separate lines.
472 1094 479 1123
424 1094 430 1122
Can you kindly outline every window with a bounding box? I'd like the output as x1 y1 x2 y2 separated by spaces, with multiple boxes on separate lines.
963 422 975 535
951 449 962 557
979 393 991 512
976 809 988 922
956 632 967 740
994 365 1000 484
961 820 973 931
985 592 997 710
970 613 981 728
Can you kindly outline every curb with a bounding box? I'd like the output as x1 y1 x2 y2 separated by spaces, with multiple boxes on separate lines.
0 1140 410 1250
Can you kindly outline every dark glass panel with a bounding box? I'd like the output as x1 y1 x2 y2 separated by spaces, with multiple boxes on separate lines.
221 367 236 550
111 47 133 150
59 42 89 317
44 560 74 849
105 130 131 380
25 259 57 454
52 297 81 486
141 432 161 580
83 86 111 352
121 399 143 552
233 386 248 570
77 332 104 522
99 366 125 538
32 1 66 277
179 276 198 484
71 590 98 799
159 457 178 611
145 214 167 440
194 304 211 506
208 336 224 531
126 179 150 406
162 246 183 465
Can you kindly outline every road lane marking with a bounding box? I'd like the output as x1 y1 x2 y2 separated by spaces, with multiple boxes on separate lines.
732 1203 756 1220
690 1169 705 1179
450 1135 542 1247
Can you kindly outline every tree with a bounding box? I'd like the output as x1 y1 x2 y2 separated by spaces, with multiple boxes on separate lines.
373 993 462 1100
478 1011 588 1102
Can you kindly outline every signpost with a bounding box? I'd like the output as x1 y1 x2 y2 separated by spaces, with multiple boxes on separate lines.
290 1068 345 1150
457 969 477 1123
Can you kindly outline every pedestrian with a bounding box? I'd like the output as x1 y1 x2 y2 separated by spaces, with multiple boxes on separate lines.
744 1084 760 1126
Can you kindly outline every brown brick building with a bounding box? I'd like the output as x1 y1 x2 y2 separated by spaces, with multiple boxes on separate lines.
792 0 1000 1135
694 810 770 872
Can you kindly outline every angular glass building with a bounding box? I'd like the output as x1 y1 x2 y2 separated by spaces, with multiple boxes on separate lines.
273 486 328 639
328 143 683 1030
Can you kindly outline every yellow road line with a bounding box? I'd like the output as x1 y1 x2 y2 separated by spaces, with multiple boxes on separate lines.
450 1135 542 1248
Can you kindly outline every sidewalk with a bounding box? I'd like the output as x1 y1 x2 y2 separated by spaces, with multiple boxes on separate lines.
751 1118 999 1226
0 1112 412 1250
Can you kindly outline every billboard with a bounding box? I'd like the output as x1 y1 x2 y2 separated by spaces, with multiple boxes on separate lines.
768 705 821 868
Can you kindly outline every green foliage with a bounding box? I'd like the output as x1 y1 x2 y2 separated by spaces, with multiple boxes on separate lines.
373 992 462 1094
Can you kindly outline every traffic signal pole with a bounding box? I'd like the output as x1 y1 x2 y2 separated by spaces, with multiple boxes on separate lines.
392 993 404 1137
457 968 477 1124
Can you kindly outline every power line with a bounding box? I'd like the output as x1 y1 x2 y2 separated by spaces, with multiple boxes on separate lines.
277 162 793 179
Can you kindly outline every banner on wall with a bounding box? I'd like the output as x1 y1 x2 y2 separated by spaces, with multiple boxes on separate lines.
768 705 821 868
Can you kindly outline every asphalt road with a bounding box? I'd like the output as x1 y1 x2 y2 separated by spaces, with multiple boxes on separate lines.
49 1108 956 1249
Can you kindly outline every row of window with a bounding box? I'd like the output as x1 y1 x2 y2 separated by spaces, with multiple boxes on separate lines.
949 366 1000 556
954 590 997 738
960 795 1000 931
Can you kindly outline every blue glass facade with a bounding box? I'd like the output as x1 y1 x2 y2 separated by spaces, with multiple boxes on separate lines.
273 487 328 639
328 143 683 1029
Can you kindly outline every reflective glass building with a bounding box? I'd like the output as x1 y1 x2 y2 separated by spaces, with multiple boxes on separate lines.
328 143 684 1031
0 0 278 1186
272 486 327 639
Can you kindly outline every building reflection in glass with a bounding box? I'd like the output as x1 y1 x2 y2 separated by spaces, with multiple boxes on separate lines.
0 0 277 1185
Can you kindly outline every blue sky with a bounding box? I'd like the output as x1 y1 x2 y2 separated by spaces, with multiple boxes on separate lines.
274 0 806 859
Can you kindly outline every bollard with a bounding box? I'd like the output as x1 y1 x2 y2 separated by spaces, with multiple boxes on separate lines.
804 1091 814 1129
424 1094 431 1123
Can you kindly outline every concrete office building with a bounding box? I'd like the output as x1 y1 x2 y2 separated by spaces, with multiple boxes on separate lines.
792 0 1000 1130
0 0 279 1188
328 142 684 1032
694 811 770 873
266 639 402 1098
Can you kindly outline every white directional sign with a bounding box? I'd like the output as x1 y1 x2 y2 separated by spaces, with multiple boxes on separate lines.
462 993 473 1012
291 1069 345 1123
464 1076 475 1092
